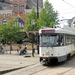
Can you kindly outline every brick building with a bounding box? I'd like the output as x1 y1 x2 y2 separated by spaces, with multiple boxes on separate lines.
0 0 43 27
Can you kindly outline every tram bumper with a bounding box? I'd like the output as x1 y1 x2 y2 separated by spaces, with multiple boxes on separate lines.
40 56 58 64
40 57 50 64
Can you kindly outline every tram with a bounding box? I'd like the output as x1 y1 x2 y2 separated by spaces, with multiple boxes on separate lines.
39 26 75 64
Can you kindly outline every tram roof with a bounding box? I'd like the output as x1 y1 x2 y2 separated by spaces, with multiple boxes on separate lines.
39 26 75 35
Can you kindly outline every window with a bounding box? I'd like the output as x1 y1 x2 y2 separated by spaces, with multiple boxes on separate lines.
19 4 24 13
71 35 75 45
40 34 58 47
14 4 18 13
65 35 71 45
57 35 64 46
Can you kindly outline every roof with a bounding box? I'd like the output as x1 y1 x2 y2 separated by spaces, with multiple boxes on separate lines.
39 26 75 35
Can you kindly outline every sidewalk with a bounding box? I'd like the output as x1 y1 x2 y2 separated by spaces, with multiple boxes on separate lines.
0 50 39 74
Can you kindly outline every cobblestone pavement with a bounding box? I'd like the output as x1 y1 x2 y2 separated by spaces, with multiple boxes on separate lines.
1 51 75 75
0 50 39 75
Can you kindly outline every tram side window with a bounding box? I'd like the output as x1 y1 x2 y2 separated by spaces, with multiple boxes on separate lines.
57 35 63 46
72 36 75 45
65 35 71 45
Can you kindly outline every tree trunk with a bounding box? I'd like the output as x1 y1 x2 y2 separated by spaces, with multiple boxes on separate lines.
10 43 12 54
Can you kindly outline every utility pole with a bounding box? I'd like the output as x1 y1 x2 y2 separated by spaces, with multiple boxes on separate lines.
37 0 39 19
36 0 39 54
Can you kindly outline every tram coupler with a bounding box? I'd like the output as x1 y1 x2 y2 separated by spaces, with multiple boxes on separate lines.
41 58 50 65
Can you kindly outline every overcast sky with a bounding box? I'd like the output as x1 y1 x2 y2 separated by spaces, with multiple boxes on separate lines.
43 0 75 20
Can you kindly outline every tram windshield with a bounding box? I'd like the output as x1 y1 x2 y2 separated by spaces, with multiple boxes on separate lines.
40 34 63 47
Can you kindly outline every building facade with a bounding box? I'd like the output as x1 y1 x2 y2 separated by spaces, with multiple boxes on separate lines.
0 0 43 27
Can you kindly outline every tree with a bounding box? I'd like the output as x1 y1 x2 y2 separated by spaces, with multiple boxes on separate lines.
0 19 25 54
37 0 59 29
26 8 37 32
26 8 38 41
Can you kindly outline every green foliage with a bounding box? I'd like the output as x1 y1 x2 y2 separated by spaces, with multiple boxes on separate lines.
37 0 59 29
26 8 38 40
25 0 59 41
26 0 59 31
0 19 24 43
26 8 37 32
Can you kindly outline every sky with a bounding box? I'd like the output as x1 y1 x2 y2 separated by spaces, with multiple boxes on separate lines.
43 0 75 20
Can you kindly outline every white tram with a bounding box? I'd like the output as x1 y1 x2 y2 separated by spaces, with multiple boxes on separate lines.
39 26 75 64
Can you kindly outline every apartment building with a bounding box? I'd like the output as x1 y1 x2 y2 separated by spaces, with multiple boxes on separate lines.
0 0 43 27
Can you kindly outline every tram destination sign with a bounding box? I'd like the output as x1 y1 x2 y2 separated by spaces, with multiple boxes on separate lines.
42 30 55 34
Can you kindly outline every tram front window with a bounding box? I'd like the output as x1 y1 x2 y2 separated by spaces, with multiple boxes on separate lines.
40 35 58 47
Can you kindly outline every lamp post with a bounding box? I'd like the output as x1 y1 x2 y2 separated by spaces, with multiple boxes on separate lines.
31 20 35 57
2 15 7 25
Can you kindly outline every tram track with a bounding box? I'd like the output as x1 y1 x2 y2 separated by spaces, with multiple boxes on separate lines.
4 56 75 75
4 62 75 75
4 62 49 75
28 65 48 75
14 63 48 75
58 67 74 75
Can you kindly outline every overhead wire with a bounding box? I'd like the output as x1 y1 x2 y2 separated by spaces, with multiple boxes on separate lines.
61 0 75 14
62 0 75 9
60 11 75 14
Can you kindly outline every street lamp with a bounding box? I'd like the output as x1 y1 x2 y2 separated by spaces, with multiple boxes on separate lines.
31 20 35 57
2 15 7 25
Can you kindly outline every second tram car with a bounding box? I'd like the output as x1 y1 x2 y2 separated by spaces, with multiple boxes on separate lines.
39 26 75 64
